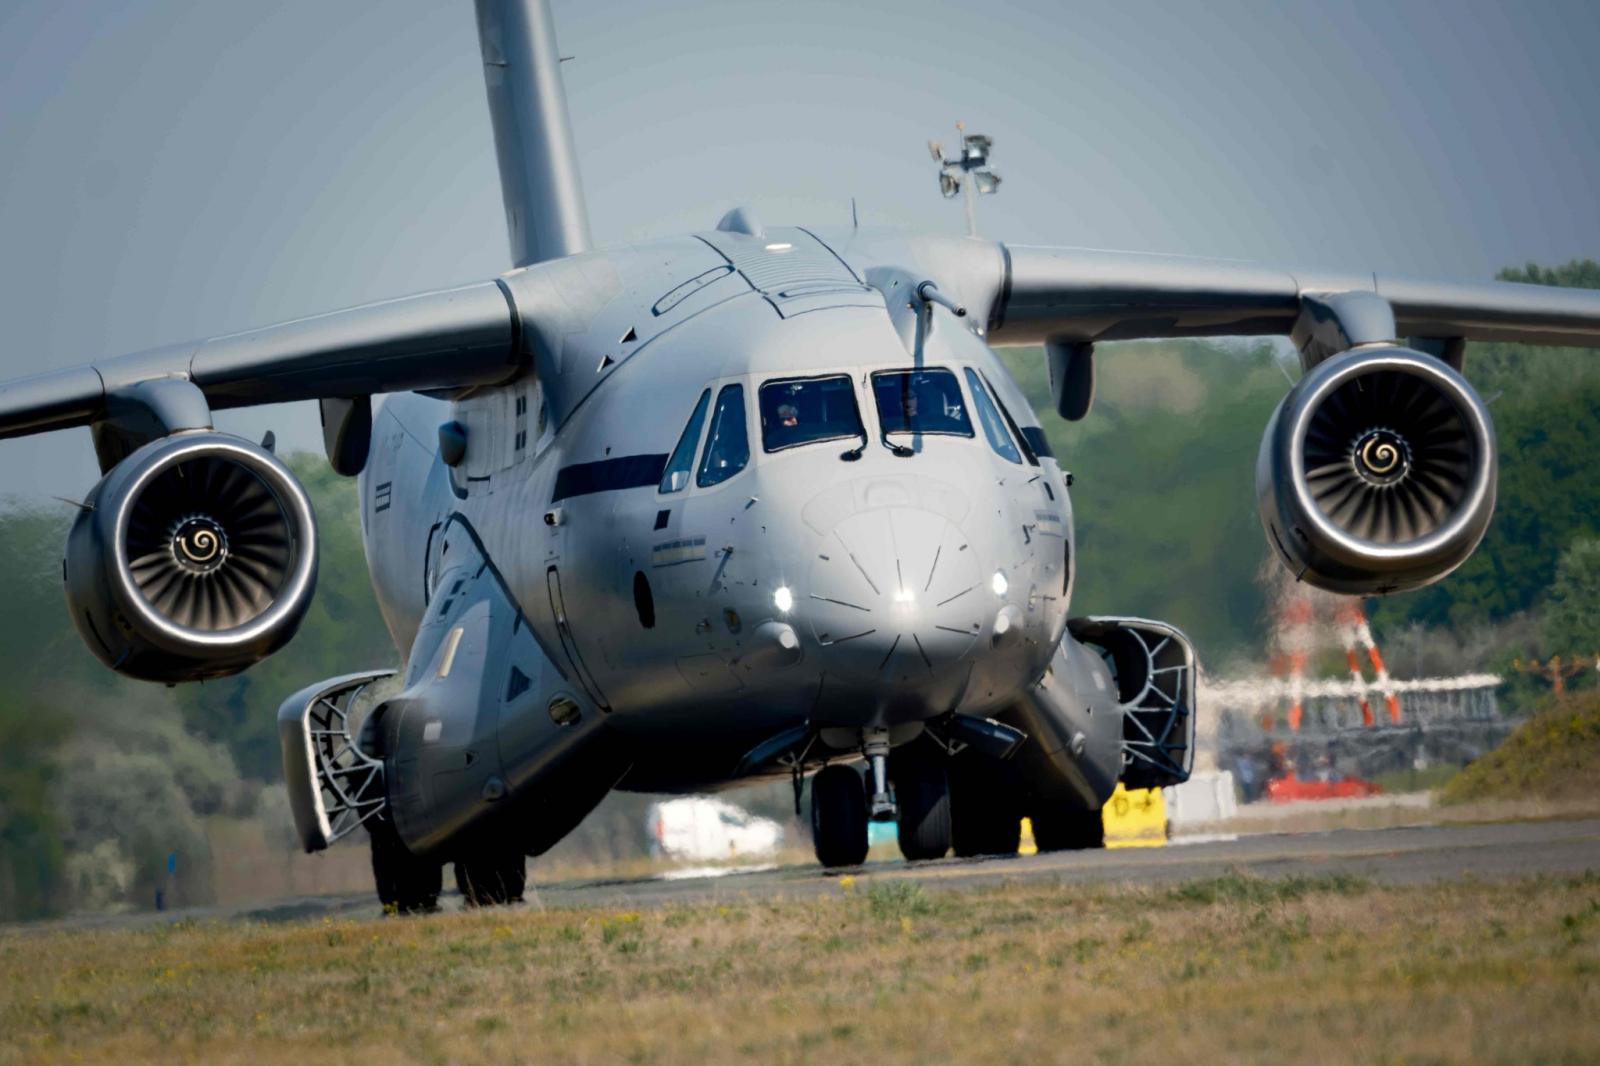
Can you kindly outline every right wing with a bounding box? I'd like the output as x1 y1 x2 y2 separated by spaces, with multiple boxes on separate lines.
0 280 523 440
985 244 1600 350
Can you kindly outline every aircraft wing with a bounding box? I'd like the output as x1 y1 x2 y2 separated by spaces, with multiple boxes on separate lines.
0 280 523 440
984 244 1600 349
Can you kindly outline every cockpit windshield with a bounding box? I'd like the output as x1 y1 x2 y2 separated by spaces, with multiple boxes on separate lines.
759 375 865 452
871 368 974 438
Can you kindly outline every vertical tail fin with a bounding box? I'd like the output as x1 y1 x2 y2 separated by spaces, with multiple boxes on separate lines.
474 0 593 267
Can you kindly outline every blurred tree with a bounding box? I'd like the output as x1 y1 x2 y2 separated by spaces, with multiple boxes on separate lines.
1369 260 1600 634
1003 340 1288 662
1543 537 1600 663
0 454 392 918
0 708 67 921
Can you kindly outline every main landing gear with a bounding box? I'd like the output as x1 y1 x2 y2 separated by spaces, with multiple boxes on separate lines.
368 817 529 912
1029 805 1105 851
369 815 442 914
947 756 1023 857
455 840 528 906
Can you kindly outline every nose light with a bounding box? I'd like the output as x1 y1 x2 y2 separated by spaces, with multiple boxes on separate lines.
773 586 794 613
991 570 1008 596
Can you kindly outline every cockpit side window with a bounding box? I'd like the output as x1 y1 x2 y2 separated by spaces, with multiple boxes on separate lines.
697 384 749 487
979 369 1041 467
659 389 710 493
871 367 974 438
963 368 1023 464
759 375 865 452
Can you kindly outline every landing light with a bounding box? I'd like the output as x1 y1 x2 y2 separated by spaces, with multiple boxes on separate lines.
991 571 1008 596
764 242 793 252
894 587 916 605
773 586 794 613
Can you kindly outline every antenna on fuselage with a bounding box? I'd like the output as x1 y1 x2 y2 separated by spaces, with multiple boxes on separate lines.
929 122 1001 238
474 0 593 267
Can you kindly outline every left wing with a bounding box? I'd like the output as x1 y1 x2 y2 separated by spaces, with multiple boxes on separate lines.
983 244 1600 350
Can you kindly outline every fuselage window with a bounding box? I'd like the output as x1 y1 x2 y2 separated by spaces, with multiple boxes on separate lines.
872 367 974 438
962 367 1023 464
697 383 749 487
659 389 711 493
759 374 865 452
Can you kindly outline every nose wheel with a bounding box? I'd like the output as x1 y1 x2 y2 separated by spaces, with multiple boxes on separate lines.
891 752 952 861
811 764 870 867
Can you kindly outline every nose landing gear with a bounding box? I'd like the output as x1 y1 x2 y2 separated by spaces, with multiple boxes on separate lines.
810 764 869 867
809 731 956 867
890 749 952 861
862 727 896 821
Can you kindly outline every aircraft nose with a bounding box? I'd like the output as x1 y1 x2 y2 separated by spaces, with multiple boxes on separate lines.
803 505 988 686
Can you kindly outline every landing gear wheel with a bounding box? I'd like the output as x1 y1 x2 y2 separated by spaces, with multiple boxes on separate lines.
893 758 951 862
949 760 1023 857
369 816 442 914
1030 805 1105 852
811 764 869 868
454 847 528 907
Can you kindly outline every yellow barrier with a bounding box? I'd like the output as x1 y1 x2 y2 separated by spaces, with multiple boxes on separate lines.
1102 783 1167 848
1013 785 1167 854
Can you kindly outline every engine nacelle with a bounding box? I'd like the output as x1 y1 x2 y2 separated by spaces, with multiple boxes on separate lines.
64 433 318 682
1257 346 1496 595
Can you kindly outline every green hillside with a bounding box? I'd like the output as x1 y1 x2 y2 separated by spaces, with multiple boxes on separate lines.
1439 691 1600 804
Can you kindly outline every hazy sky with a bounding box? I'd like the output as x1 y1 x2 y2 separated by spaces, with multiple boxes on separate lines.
2 0 1598 501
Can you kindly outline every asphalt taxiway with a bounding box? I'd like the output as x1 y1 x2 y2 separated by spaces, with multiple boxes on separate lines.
212 815 1600 925
15 817 1596 934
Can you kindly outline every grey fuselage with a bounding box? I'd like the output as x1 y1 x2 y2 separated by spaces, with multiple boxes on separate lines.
359 225 1103 796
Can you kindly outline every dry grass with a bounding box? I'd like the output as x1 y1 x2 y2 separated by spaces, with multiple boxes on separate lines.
3 871 1598 1065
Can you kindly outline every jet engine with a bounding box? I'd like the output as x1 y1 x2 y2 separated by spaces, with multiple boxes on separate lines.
64 433 318 682
1257 346 1496 595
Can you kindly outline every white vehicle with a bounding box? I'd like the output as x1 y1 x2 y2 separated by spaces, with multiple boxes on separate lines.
648 798 784 863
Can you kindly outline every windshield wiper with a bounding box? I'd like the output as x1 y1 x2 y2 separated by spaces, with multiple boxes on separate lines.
880 429 913 458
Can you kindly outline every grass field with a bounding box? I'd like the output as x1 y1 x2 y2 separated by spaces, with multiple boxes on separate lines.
3 870 1598 1065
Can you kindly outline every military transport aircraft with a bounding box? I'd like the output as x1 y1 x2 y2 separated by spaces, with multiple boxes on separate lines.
4 0 1599 912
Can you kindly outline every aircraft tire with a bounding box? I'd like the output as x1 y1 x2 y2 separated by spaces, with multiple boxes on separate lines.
1030 805 1105 852
454 849 528 907
811 764 869 868
369 817 442 914
949 759 1023 857
894 758 951 861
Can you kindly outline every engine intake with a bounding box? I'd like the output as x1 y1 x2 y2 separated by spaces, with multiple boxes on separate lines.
65 433 318 682
1257 346 1496 595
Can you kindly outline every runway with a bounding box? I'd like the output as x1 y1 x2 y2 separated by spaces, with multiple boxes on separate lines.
20 817 1596 934
221 815 1600 925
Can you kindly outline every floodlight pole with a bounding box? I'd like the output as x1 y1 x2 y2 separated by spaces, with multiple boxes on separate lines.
932 122 999 238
